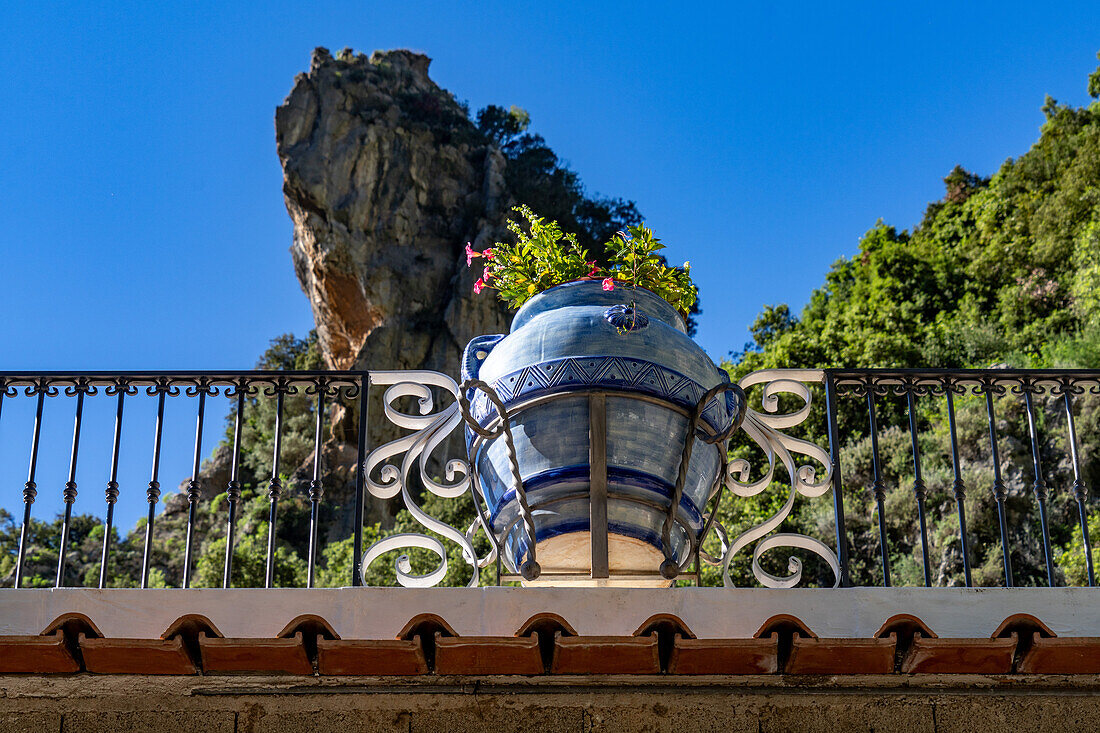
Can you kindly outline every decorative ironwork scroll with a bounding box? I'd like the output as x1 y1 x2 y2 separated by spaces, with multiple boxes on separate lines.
360 368 843 589
707 369 841 588
359 371 494 588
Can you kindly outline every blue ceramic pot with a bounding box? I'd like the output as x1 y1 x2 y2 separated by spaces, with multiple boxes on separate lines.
462 281 741 585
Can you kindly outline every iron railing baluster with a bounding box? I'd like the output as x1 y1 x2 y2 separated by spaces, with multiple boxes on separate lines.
306 381 327 588
264 381 287 588
99 386 127 588
15 385 47 588
352 374 369 587
182 384 208 589
984 386 1013 587
56 384 88 587
142 385 168 588
906 386 933 587
1062 384 1094 586
1023 383 1056 586
824 373 851 587
945 384 972 587
223 384 246 588
866 386 891 587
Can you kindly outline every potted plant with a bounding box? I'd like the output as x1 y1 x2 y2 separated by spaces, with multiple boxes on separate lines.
461 206 743 586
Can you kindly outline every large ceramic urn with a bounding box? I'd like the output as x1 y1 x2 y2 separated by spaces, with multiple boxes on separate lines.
462 281 743 586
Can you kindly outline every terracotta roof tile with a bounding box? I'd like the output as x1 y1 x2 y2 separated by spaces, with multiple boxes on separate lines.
516 613 578 637
161 614 222 641
1018 633 1100 674
40 612 104 639
315 637 428 675
435 633 545 675
874 613 936 640
550 631 660 674
0 631 80 674
277 614 339 640
900 632 1017 674
754 613 818 640
992 613 1056 640
199 631 313 675
786 633 897 675
78 633 197 675
668 632 779 674
633 613 695 639
397 613 458 640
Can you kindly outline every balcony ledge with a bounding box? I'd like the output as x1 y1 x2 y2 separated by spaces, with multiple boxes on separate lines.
2 587 1098 640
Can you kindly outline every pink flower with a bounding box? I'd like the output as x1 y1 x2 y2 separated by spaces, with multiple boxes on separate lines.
465 242 480 267
587 261 598 276
482 266 493 283
473 278 485 295
601 277 615 291
484 248 494 260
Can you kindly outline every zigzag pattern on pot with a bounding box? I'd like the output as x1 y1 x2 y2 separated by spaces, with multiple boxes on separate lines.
470 355 737 432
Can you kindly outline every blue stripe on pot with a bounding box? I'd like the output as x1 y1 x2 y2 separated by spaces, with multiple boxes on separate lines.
486 465 705 571
485 464 707 528
470 394 722 520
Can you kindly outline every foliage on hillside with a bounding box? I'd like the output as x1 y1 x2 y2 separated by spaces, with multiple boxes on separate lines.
713 54 1100 588
476 105 645 255
733 77 1100 374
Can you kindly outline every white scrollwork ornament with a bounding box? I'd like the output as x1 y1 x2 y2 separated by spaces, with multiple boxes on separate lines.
715 369 841 588
359 371 494 587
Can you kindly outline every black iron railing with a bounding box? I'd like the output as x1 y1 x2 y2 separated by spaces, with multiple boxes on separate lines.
826 369 1098 589
1 368 1097 589
0 372 367 589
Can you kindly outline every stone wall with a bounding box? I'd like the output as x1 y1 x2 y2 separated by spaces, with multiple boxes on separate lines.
2 674 1099 732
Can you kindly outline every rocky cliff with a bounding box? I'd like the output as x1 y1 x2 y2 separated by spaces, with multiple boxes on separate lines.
276 48 512 381
273 47 529 536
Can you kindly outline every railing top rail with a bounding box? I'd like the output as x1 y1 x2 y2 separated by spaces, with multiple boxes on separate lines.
0 369 366 380
825 368 1100 394
0 371 368 393
827 367 1100 379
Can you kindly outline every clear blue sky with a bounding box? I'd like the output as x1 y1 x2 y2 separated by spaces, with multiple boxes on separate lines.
2 1 1100 534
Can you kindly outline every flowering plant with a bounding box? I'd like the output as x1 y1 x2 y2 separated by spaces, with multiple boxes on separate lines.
468 205 697 314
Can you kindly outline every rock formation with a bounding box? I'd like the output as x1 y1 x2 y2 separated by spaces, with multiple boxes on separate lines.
273 47 524 531
276 47 512 381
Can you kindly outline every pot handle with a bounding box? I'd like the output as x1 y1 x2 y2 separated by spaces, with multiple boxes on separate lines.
461 334 504 382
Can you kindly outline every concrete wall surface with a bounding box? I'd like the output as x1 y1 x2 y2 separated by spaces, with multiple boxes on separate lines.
2 674 1099 733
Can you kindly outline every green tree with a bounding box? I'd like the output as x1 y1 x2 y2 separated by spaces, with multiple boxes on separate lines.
721 52 1100 587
